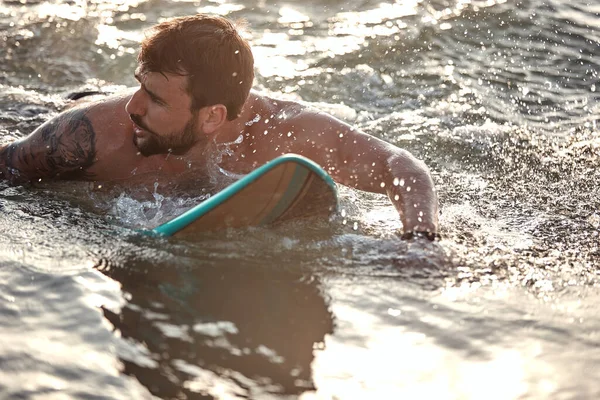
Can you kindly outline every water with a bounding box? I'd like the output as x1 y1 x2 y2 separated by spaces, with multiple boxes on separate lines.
1 0 599 398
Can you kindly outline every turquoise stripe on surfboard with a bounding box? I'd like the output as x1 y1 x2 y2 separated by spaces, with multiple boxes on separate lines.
151 154 338 237
258 164 310 225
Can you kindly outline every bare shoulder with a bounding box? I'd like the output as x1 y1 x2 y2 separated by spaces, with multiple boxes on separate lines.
237 94 356 167
246 93 305 122
0 104 99 182
248 93 352 138
44 91 134 159
71 91 132 121
242 93 399 166
0 91 134 183
66 91 134 148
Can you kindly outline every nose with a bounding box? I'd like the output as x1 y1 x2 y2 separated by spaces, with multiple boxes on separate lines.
125 88 146 117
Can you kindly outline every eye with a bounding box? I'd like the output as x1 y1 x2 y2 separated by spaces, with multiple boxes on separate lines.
147 91 165 106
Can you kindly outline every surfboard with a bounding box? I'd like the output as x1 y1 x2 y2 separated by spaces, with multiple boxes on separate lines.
152 154 338 237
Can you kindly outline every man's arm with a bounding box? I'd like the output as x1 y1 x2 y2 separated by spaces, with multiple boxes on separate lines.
0 107 97 184
275 109 439 235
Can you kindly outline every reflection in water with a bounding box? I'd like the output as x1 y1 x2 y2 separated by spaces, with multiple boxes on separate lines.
2 0 600 398
98 256 333 399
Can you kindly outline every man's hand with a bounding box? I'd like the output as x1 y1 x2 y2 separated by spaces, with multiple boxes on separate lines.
384 151 439 235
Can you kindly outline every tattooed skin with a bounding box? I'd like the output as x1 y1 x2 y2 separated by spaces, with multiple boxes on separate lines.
0 108 96 184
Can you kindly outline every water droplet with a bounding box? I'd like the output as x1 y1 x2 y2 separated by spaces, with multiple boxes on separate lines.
393 178 400 186
245 114 261 126
387 308 401 316
394 195 400 201
380 182 386 188
353 222 358 230
406 186 411 192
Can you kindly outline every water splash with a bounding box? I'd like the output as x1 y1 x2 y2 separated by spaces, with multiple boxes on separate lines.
109 182 210 229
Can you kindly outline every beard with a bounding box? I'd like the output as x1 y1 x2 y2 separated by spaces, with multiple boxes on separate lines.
131 113 203 157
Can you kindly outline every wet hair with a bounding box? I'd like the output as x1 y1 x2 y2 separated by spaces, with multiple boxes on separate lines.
138 14 254 120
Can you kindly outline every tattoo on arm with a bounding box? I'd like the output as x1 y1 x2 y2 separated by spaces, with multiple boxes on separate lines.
0 108 97 183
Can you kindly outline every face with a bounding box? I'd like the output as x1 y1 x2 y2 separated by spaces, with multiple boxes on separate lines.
126 69 203 156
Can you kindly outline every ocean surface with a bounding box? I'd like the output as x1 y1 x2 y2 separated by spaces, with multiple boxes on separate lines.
1 0 599 398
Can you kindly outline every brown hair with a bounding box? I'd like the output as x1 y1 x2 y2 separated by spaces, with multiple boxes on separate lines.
138 14 254 120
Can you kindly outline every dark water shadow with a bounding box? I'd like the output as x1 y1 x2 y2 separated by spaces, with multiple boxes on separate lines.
97 252 334 399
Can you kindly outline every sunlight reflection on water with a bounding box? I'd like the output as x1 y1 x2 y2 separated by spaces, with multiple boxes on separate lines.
1 0 600 398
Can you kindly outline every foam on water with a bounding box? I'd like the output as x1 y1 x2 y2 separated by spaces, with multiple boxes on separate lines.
109 182 211 229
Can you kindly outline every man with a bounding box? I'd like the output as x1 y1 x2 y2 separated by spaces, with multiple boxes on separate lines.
0 14 439 239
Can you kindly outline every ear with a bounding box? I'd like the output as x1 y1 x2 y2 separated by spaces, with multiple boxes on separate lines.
198 105 228 134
